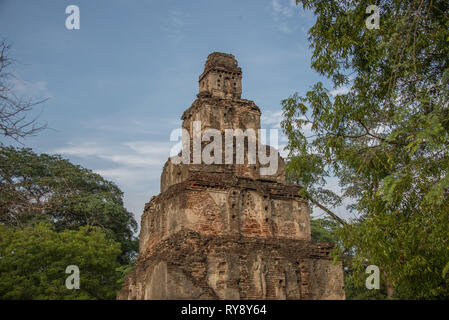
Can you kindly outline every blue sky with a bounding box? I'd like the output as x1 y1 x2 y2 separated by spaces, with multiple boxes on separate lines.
0 0 352 225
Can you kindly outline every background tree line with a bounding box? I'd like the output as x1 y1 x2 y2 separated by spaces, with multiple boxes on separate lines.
0 40 138 299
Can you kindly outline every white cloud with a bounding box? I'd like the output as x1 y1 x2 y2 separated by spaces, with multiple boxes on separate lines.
271 0 298 33
271 0 297 17
330 86 350 97
278 143 289 158
54 140 172 168
261 110 312 134
52 140 172 189
80 116 183 137
277 23 293 33
10 76 51 99
124 141 172 156
261 110 283 128
52 140 174 224
53 144 102 157
94 167 161 186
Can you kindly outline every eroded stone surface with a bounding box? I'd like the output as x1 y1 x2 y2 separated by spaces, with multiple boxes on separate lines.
118 230 345 300
117 52 345 300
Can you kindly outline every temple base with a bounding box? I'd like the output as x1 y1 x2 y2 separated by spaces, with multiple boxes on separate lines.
118 229 345 300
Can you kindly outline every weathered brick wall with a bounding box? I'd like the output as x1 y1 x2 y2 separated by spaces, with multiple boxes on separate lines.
160 158 286 193
199 52 243 99
118 230 345 300
141 175 311 255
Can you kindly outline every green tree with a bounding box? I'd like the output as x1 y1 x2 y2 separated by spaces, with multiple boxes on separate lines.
310 217 339 243
282 0 449 299
0 223 122 299
0 146 138 264
310 217 388 299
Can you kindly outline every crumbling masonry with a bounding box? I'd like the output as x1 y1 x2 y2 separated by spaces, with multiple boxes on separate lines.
117 52 345 300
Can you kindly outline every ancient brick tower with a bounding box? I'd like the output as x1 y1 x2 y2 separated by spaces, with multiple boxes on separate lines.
117 52 345 300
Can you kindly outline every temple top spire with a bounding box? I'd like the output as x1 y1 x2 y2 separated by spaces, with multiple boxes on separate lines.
198 52 242 99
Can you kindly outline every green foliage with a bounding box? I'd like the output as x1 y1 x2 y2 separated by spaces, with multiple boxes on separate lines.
283 0 449 298
115 264 134 287
310 217 339 242
0 146 138 264
310 218 388 299
0 223 122 299
310 218 387 300
343 268 389 300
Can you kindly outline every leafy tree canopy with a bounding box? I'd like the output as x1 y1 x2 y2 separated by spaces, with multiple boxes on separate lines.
310 217 339 243
0 223 122 299
282 0 449 298
310 217 388 299
0 146 138 264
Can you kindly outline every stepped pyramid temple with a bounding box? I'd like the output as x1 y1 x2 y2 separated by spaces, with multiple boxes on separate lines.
118 52 345 300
